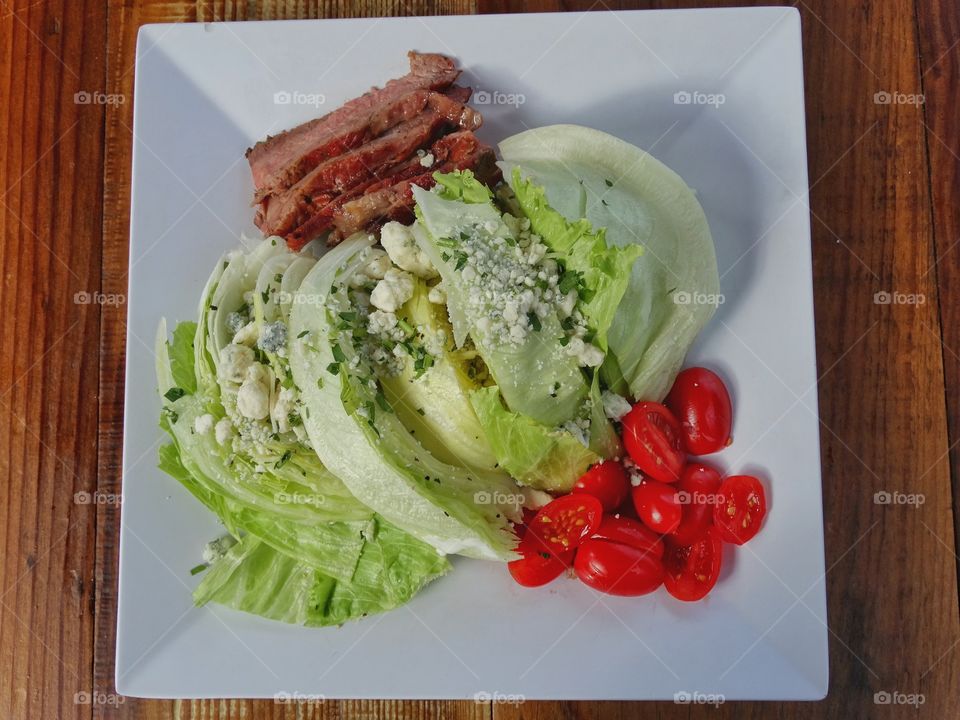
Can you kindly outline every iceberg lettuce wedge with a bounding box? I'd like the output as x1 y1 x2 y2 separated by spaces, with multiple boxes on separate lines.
289 236 521 561
499 125 720 401
412 182 588 426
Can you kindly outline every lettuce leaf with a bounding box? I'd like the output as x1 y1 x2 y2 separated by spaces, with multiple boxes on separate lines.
289 236 522 561
432 169 493 204
194 521 449 627
412 182 589 427
470 386 598 493
510 167 643 351
499 125 720 402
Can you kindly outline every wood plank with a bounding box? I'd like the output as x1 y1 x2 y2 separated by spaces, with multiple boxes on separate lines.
96 6 484 720
0 1 107 719
472 1 960 718
916 0 960 617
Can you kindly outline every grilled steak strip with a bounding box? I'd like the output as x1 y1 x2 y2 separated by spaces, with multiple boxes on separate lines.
247 52 459 194
329 136 498 243
257 111 450 237
285 130 485 250
253 86 480 203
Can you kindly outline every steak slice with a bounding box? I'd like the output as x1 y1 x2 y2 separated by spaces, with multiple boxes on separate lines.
254 86 482 203
247 52 459 195
258 111 449 237
285 130 485 250
328 135 498 243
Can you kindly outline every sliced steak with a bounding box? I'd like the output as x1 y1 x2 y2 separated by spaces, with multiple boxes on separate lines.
254 86 482 202
329 135 498 243
286 130 484 250
258 111 450 237
247 52 459 196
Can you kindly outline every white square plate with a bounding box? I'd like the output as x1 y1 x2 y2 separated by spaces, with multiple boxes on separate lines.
118 7 827 700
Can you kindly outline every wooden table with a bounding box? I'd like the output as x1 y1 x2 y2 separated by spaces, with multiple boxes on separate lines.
0 0 956 717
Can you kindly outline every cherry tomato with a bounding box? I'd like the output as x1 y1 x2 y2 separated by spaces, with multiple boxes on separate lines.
663 526 723 601
527 494 603 555
574 538 665 596
592 515 664 558
631 480 682 534
508 533 573 587
622 402 685 482
713 475 767 545
672 462 722 545
665 367 733 455
572 461 629 511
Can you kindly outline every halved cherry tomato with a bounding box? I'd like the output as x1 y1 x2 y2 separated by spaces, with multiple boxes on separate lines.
713 475 767 545
527 494 603 555
621 402 685 482
574 538 665 596
572 461 629 511
665 367 733 455
592 515 664 558
672 462 722 545
631 480 682 534
663 526 723 601
508 533 574 587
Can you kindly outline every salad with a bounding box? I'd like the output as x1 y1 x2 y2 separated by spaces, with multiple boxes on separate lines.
156 58 767 627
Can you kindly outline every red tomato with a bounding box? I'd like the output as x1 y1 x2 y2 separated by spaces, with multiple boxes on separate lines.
508 533 573 587
632 480 682 534
572 461 629 511
663 526 723 601
527 494 603 554
713 475 767 545
672 463 722 545
574 538 665 596
666 367 733 455
592 515 664 558
621 402 685 482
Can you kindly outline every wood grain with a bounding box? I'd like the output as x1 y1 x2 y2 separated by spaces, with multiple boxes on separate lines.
916 0 960 603
0 1 106 719
0 0 952 718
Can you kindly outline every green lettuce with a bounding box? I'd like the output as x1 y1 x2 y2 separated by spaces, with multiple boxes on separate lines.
499 125 720 402
412 181 589 427
194 519 449 627
289 236 522 561
470 386 598 493
510 167 643 351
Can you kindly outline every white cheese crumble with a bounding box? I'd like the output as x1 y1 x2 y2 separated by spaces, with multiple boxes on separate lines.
236 363 271 420
419 152 435 168
566 336 605 367
193 413 214 435
601 390 633 421
380 221 438 278
348 248 392 288
218 344 255 384
437 216 563 347
232 321 258 346
370 268 415 312
214 418 233 445
427 282 446 304
270 386 298 433
562 417 591 448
